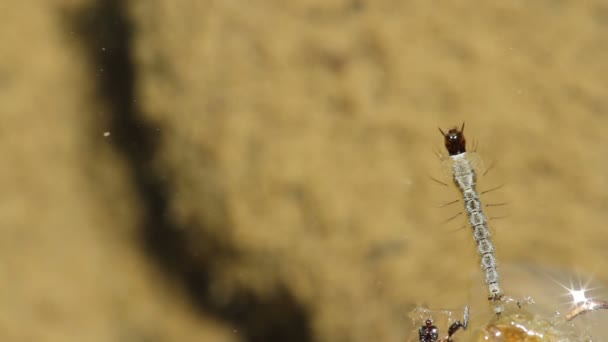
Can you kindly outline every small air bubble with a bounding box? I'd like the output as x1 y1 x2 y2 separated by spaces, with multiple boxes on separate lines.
103 132 111 137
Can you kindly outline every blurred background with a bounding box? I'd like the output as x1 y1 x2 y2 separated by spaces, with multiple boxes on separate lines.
2 0 608 341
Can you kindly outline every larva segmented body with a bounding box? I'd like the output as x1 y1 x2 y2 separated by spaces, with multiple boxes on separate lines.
439 124 504 311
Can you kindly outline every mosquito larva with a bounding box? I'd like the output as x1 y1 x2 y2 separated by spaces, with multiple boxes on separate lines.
439 123 504 313
417 306 469 342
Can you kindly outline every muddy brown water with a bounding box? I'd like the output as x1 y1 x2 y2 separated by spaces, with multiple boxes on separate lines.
2 1 608 341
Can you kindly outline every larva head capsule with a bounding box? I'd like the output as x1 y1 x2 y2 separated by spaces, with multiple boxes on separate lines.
415 307 469 342
439 122 467 156
418 320 439 342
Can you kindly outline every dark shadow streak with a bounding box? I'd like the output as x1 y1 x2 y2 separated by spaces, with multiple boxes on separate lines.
67 1 312 341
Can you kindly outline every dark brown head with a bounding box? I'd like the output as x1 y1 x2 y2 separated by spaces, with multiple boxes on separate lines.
418 319 439 342
438 122 466 156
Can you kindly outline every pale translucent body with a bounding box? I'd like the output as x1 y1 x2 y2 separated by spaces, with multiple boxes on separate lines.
449 152 504 305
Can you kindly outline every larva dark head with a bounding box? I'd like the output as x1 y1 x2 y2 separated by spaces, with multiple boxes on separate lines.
418 319 439 342
439 122 466 156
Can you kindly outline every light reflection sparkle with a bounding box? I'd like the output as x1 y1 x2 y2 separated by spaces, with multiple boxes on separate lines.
569 288 588 305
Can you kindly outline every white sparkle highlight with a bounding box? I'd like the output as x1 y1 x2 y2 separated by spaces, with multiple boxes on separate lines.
570 288 588 304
